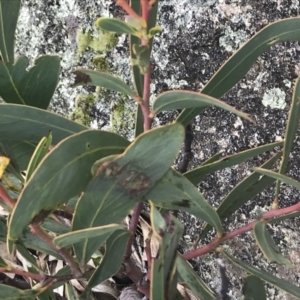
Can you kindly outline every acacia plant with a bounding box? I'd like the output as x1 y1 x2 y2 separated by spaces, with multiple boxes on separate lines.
1 0 300 299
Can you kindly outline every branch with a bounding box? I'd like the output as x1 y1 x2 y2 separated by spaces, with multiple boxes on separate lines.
0 268 43 281
0 183 16 208
30 223 82 278
183 202 300 260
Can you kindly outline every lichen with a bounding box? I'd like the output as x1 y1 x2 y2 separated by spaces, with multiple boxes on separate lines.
76 26 118 58
92 55 109 72
69 93 97 126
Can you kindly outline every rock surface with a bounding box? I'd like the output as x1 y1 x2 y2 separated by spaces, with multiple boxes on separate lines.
13 0 300 299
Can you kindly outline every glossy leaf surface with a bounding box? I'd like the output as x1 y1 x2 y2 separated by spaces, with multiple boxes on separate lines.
72 123 184 263
254 221 293 267
0 104 87 170
223 250 300 298
146 168 222 233
185 141 283 185
153 91 252 122
9 130 129 241
88 230 131 288
177 17 300 125
0 56 60 109
0 0 21 63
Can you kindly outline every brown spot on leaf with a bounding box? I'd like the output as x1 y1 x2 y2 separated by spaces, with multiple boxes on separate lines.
172 199 190 208
72 71 91 87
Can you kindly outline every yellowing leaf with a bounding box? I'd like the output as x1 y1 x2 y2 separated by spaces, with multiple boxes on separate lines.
0 156 10 178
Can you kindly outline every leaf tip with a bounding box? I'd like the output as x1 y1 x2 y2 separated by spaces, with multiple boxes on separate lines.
71 71 92 87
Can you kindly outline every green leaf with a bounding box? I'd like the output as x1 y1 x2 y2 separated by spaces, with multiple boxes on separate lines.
222 250 300 298
41 218 70 235
15 243 39 269
134 105 144 137
25 132 52 183
242 275 267 300
0 56 60 109
268 211 300 224
200 152 281 238
275 77 300 198
148 26 162 39
0 0 21 63
0 104 87 170
253 221 293 267
184 141 283 185
19 229 62 259
0 255 7 267
72 123 184 264
9 130 129 241
254 168 300 190
176 255 216 300
153 91 252 122
54 224 125 248
177 17 300 126
146 168 223 234
72 69 138 98
65 283 80 300
150 205 183 300
200 152 222 166
88 230 131 288
96 17 139 36
0 284 39 300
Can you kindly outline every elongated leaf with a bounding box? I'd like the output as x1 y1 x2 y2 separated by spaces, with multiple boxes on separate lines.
41 218 70 235
65 283 80 300
268 211 300 224
0 284 39 300
0 104 87 170
96 17 139 36
0 255 6 267
9 130 129 241
0 56 60 109
146 168 222 234
176 255 216 300
54 224 125 248
254 168 300 190
185 141 283 185
88 230 131 288
150 205 183 300
200 152 222 166
254 221 293 267
134 104 144 137
222 250 300 298
200 152 281 238
153 91 252 122
275 77 300 198
72 69 138 98
25 132 52 182
0 0 21 63
243 275 266 300
15 243 39 269
177 17 300 126
72 123 184 263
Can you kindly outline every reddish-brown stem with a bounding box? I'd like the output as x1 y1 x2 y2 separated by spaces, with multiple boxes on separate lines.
124 202 143 259
0 183 16 208
183 202 300 260
116 0 143 20
0 268 43 281
30 223 82 278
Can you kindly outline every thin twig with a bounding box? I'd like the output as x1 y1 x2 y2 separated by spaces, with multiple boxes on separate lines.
0 268 43 281
30 223 82 278
0 183 16 208
183 202 300 260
